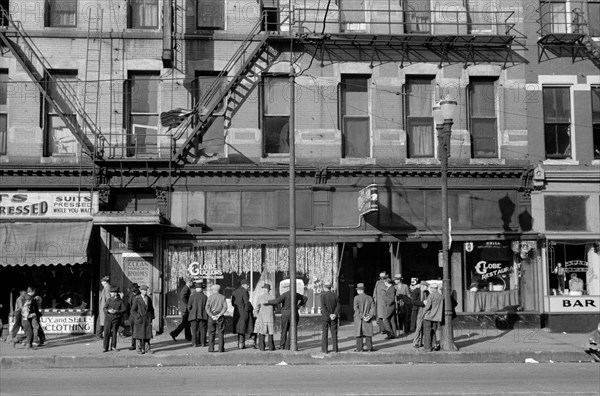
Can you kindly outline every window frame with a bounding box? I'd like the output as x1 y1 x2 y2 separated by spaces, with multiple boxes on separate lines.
43 70 79 157
592 86 600 160
261 74 290 157
588 1 600 37
128 0 159 29
404 76 435 158
339 74 371 159
0 69 7 155
45 0 77 28
468 77 498 158
124 72 160 158
543 86 572 160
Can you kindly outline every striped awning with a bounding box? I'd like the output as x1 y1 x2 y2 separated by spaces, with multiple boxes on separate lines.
0 222 92 266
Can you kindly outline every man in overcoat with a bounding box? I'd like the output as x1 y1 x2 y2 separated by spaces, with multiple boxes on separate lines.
423 283 443 352
97 276 111 338
131 285 155 354
353 283 376 352
169 278 193 342
231 279 256 349
187 282 208 347
394 274 412 335
372 271 388 335
381 278 397 339
103 286 126 352
127 283 140 350
264 282 307 350
320 281 340 353
253 283 276 351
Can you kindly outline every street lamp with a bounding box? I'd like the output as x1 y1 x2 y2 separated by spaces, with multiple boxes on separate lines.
432 96 458 352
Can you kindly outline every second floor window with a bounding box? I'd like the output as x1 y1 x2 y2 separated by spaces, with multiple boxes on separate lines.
405 77 434 158
540 1 568 35
262 76 289 155
0 70 7 155
46 0 77 27
469 78 498 158
543 86 572 159
44 71 78 156
340 75 370 158
593 86 600 159
125 73 159 157
129 0 158 29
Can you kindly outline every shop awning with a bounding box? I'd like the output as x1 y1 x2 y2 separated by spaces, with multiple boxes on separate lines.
0 221 92 267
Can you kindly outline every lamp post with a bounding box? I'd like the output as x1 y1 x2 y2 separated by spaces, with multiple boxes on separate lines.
432 96 458 352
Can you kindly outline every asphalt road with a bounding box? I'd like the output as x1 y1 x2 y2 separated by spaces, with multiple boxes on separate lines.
1 363 599 396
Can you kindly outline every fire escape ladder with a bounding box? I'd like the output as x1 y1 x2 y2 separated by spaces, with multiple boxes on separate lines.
172 15 273 163
0 9 106 158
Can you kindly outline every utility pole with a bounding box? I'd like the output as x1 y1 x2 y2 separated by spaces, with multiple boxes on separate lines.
289 59 298 351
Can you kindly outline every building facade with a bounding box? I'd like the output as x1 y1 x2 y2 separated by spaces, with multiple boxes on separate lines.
2 0 592 335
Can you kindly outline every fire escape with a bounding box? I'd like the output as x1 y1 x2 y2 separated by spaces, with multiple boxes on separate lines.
172 3 527 165
537 0 600 68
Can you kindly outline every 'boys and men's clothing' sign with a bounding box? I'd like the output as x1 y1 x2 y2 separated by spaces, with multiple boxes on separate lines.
0 192 98 219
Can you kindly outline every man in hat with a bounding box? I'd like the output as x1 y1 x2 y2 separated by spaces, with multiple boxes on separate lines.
127 283 140 350
264 280 308 350
381 277 397 339
131 285 155 354
206 284 228 352
103 286 126 352
423 283 443 352
394 274 412 335
231 279 255 349
411 281 429 348
320 281 340 353
253 283 276 351
169 277 194 342
353 283 375 352
97 276 111 339
188 282 208 348
372 271 389 336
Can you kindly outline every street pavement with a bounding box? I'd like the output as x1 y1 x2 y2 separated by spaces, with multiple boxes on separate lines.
0 322 596 369
1 364 599 395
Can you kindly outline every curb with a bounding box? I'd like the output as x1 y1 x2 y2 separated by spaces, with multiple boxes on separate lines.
0 350 591 369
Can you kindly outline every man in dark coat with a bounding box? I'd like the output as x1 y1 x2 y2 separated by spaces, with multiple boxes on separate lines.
187 282 208 347
127 283 140 350
394 274 412 335
381 278 397 339
169 278 193 342
264 282 308 350
131 285 155 354
319 281 340 353
231 279 256 349
103 286 127 352
353 283 376 352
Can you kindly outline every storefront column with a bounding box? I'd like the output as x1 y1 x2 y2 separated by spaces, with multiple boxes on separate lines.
451 249 463 313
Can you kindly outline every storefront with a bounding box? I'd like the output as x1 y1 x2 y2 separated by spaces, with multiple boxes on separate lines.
0 191 98 334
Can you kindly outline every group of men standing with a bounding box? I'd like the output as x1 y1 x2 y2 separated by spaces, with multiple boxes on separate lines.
10 286 46 349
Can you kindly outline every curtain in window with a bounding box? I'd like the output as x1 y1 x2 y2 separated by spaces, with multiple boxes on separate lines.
541 2 567 34
48 0 77 26
467 0 493 32
408 122 433 157
403 0 430 33
131 0 158 28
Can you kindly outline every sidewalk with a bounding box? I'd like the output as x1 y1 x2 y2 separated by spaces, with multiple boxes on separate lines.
0 324 595 369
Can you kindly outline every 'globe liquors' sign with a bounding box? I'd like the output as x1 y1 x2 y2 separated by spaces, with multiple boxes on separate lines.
358 184 378 216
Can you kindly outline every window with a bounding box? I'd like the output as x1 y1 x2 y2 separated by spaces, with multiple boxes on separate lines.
543 87 572 159
44 71 78 156
1 0 9 27
593 86 600 159
262 76 289 155
547 241 596 296
340 75 370 158
540 1 567 35
193 72 226 154
125 72 159 157
340 0 366 32
403 0 431 34
466 0 495 33
405 77 434 158
545 195 588 231
45 0 77 27
0 70 7 155
197 0 224 29
469 78 498 158
128 0 158 29
589 2 600 37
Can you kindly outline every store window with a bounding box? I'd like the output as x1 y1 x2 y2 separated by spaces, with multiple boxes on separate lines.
545 195 587 231
405 76 435 158
592 86 600 160
45 0 77 27
547 241 600 296
543 86 572 159
43 71 78 157
469 78 498 158
262 75 290 156
463 241 533 312
128 0 158 29
124 72 159 157
165 242 338 316
0 70 7 155
340 75 370 158
197 0 224 29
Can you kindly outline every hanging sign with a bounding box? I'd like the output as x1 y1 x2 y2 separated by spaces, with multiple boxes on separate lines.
358 184 378 216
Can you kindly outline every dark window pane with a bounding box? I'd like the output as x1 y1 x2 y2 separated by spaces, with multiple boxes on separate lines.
0 71 7 105
594 125 600 159
471 118 497 157
206 192 241 227
0 114 6 155
131 75 158 113
544 124 571 158
543 87 570 123
545 195 588 231
342 117 369 158
264 116 289 154
592 87 600 124
342 77 368 115
130 0 158 28
407 118 434 157
197 0 224 29
589 3 600 37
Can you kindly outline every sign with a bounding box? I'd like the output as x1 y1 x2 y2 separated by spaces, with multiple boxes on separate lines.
565 260 588 273
188 261 223 278
0 192 98 219
549 296 600 313
358 184 378 216
123 253 152 286
8 312 94 334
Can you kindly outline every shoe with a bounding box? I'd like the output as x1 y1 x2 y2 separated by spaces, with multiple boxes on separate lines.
128 347 136 350
433 344 440 351
170 333 177 342
103 349 108 353
137 350 145 354
413 344 420 349
384 335 395 340
208 349 215 353
110 347 116 351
